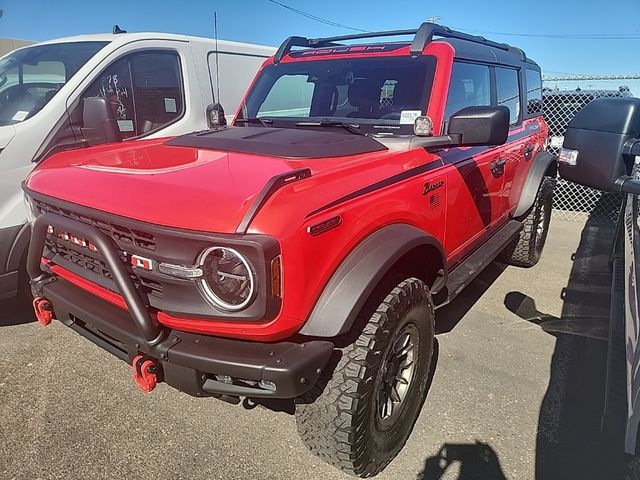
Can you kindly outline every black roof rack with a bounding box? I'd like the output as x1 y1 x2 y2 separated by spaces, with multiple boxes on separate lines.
273 22 526 64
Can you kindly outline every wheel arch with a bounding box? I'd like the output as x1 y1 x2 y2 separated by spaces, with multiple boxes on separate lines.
299 223 446 338
513 151 557 218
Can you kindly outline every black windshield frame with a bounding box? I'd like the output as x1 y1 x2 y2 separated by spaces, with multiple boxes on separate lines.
239 55 436 136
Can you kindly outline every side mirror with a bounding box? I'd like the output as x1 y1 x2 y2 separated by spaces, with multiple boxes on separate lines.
447 106 510 147
206 103 227 128
81 97 121 145
558 97 640 193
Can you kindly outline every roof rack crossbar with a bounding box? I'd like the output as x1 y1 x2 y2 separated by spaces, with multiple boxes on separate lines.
273 22 525 64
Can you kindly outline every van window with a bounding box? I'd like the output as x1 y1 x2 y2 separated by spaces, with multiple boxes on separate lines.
495 67 520 125
0 41 108 126
444 62 490 121
525 69 543 115
258 75 314 117
76 51 184 140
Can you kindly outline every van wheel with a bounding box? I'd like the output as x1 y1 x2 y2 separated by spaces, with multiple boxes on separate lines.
500 176 554 268
295 277 435 477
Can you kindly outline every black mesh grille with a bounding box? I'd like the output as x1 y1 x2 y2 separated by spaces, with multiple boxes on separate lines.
34 200 157 251
37 199 163 298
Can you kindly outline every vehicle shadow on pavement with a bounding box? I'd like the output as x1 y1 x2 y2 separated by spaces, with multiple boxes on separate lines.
418 441 508 479
505 209 622 479
0 296 35 326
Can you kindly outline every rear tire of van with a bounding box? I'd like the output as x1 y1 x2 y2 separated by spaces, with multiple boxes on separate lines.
500 176 554 268
295 277 435 477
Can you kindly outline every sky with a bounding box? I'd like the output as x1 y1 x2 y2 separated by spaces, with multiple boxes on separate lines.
0 0 639 79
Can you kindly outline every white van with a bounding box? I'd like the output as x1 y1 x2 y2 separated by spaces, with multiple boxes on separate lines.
0 30 274 299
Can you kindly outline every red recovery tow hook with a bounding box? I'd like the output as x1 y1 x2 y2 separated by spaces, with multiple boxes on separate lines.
32 297 53 326
132 355 159 393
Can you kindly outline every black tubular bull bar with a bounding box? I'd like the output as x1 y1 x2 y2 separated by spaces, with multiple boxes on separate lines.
27 212 165 346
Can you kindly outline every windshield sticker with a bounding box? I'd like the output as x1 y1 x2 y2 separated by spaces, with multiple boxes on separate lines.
399 110 422 125
12 111 29 121
164 98 177 113
117 119 134 132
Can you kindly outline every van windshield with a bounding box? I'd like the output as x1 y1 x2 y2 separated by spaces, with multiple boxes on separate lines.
239 55 436 135
0 41 109 126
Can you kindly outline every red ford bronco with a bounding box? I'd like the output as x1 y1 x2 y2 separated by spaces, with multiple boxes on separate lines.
23 23 555 477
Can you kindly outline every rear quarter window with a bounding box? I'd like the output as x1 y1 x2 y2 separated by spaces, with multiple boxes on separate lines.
525 69 543 116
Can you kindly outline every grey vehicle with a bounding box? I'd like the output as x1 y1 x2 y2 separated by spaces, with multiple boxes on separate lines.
557 96 640 468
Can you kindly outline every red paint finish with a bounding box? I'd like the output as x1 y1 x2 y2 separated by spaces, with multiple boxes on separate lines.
25 39 549 342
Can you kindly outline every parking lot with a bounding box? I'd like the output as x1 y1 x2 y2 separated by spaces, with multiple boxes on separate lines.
0 217 618 480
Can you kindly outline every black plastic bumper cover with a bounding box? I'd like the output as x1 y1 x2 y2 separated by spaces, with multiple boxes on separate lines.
41 275 333 399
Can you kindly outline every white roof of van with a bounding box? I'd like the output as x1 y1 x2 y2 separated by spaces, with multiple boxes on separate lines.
34 32 276 56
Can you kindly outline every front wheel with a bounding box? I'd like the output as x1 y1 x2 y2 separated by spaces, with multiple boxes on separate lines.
295 277 435 477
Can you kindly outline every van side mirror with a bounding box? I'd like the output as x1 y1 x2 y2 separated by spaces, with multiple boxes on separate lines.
558 97 640 193
447 106 510 147
81 97 121 146
206 103 227 128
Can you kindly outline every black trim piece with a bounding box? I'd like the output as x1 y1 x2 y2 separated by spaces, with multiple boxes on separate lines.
513 150 556 218
44 278 334 399
236 168 312 234
306 159 443 219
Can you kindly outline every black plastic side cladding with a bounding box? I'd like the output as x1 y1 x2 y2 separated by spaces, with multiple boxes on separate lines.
299 224 446 338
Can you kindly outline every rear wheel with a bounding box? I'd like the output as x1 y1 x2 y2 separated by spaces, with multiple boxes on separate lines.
295 277 435 477
500 176 554 268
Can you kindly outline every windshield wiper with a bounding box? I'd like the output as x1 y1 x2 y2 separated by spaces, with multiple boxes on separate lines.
294 120 363 136
234 117 273 127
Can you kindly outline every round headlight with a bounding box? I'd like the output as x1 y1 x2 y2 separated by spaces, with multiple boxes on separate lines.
198 247 255 311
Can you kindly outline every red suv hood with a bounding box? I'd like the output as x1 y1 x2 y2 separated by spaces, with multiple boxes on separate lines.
26 138 303 233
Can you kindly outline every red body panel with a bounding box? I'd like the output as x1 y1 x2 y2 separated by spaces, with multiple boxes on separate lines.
26 40 549 341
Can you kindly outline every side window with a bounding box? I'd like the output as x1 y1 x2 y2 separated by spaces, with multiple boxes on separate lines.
130 52 183 134
75 51 183 141
495 67 521 125
444 62 490 121
525 69 543 115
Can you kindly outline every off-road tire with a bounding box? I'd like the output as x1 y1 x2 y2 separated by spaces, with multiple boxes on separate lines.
500 176 554 268
295 277 435 477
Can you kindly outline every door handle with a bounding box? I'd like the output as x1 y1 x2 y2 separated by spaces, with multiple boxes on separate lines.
490 159 507 171
523 145 535 160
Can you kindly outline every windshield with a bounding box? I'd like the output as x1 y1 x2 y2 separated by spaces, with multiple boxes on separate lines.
0 41 109 126
240 55 436 135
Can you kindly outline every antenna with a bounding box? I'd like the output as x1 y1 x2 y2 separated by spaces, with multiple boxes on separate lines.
113 24 127 34
214 12 221 104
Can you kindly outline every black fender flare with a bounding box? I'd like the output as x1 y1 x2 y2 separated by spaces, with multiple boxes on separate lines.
513 151 557 218
6 222 30 272
299 224 446 338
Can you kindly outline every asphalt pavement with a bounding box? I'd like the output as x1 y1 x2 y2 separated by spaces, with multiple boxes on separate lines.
0 218 619 480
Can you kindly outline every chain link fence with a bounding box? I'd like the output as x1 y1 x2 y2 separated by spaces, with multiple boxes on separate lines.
543 74 640 223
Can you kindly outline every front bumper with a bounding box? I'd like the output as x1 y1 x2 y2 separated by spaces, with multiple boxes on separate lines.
43 278 333 398
28 212 333 399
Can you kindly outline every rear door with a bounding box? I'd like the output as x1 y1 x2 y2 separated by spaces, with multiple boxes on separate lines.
442 61 506 258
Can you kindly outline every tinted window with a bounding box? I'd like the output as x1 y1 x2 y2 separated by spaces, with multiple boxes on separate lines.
444 62 490 121
525 69 543 115
0 41 108 126
77 51 183 140
243 56 436 135
495 67 520 125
